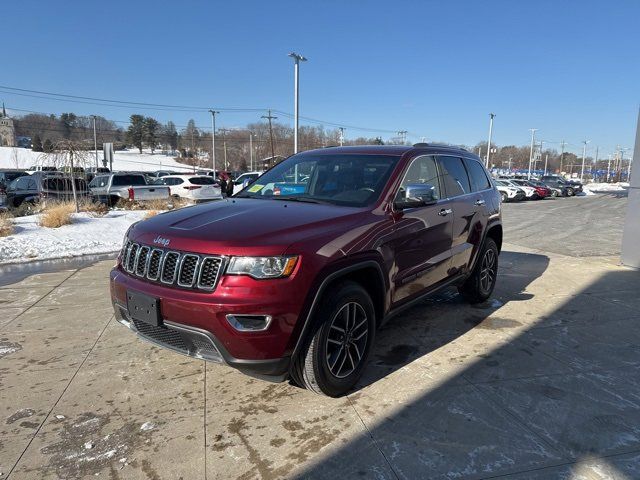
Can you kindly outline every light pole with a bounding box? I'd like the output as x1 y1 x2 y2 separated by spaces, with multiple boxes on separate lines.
288 52 307 154
580 140 590 183
338 127 345 146
559 140 566 173
527 129 538 179
91 115 98 169
486 113 495 168
209 110 219 175
397 130 407 145
249 132 254 171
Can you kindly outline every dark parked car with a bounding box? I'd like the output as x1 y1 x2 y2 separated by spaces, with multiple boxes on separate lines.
110 145 503 396
540 175 583 196
6 174 90 208
0 170 29 208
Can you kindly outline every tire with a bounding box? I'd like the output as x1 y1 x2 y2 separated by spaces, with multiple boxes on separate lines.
291 281 376 397
458 238 499 304
566 187 574 197
551 190 558 198
500 192 508 203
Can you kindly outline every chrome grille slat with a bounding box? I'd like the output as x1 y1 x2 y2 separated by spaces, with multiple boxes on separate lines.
161 251 180 284
122 242 223 292
135 246 150 277
146 249 164 281
177 255 200 287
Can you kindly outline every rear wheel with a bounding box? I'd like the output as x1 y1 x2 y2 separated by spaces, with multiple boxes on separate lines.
291 281 376 397
566 187 575 197
551 190 559 197
458 238 499 304
500 192 508 203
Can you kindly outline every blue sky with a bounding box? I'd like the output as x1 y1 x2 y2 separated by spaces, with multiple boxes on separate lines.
2 0 638 157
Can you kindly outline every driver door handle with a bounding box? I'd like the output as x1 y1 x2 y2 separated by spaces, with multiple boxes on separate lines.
475 199 486 206
438 208 453 217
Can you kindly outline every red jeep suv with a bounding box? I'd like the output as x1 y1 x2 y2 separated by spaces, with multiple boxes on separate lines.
110 145 502 396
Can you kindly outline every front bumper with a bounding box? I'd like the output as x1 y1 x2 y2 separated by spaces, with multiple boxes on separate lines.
109 265 307 381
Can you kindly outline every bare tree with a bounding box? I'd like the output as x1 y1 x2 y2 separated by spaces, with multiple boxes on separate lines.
45 140 91 213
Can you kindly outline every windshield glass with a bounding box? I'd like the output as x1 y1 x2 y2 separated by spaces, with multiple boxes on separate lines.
235 154 400 207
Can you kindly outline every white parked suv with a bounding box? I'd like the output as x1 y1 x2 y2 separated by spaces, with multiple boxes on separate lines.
157 175 222 202
499 178 537 199
494 180 525 202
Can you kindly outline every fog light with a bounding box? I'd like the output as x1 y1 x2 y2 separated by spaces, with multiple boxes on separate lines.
226 314 272 332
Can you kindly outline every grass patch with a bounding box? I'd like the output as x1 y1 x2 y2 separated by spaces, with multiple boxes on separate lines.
115 197 187 211
39 202 75 228
0 212 14 237
144 210 159 219
77 198 110 216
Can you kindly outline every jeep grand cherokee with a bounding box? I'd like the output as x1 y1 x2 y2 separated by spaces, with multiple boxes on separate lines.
110 145 502 397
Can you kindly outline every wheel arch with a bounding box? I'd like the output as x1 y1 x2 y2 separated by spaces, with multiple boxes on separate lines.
485 222 503 253
290 258 387 360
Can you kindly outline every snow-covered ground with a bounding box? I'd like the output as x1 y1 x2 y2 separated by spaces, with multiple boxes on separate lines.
0 211 148 264
583 182 630 193
0 146 203 173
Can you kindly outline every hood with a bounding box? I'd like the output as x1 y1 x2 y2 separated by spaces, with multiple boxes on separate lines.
129 198 364 256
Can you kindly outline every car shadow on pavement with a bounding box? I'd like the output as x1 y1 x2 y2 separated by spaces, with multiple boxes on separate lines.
352 250 547 392
295 254 640 479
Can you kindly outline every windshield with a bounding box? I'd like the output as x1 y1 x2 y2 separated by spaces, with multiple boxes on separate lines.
235 154 400 207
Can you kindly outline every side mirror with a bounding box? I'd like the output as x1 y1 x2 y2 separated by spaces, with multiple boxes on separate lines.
395 184 438 209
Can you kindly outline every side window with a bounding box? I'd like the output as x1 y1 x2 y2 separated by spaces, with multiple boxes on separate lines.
395 155 441 203
14 177 30 190
464 158 492 192
437 156 471 197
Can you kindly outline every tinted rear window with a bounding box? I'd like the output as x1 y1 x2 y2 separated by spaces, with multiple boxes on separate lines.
189 177 215 185
112 175 147 186
464 159 492 192
438 156 471 197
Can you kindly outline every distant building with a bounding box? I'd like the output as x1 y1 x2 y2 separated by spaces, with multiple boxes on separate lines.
0 103 16 147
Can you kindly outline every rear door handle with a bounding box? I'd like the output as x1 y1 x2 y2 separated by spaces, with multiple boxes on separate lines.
475 199 486 206
438 208 453 216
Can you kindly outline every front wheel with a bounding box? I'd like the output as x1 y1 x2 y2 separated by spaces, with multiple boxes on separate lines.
566 187 575 197
551 190 558 198
458 238 499 304
500 192 508 203
291 281 376 397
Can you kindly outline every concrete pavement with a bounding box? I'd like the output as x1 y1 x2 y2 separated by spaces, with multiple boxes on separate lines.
1 196 640 479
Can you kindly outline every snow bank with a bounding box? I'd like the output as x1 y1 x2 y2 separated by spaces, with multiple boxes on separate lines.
583 182 630 193
0 210 148 264
0 146 202 173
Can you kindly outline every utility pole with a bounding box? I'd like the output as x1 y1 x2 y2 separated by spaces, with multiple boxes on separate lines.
91 115 98 170
261 110 277 163
594 146 599 181
486 113 495 168
544 154 548 176
338 127 345 146
607 154 612 182
249 132 254 171
397 130 408 145
288 52 307 154
559 140 566 173
219 128 229 171
208 110 219 175
580 140 590 183
528 129 538 179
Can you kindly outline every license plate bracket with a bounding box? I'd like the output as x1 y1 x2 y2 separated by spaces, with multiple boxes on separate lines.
127 290 161 326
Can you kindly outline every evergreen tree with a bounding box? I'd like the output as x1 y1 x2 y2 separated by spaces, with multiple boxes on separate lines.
143 117 161 153
164 121 179 152
126 114 145 153
60 113 77 139
43 138 54 153
32 134 43 152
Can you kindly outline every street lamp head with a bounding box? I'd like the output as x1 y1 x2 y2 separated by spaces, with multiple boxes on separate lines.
288 52 307 62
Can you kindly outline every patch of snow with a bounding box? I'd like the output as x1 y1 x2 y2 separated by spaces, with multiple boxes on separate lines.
55 414 66 420
0 210 148 264
140 422 156 431
583 182 630 193
84 441 94 450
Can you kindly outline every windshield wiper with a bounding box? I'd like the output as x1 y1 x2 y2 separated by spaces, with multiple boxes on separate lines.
269 196 329 205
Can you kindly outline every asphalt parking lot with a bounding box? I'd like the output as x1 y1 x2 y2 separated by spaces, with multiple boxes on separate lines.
2 194 639 480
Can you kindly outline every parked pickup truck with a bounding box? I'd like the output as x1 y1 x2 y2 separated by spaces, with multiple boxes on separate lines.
89 173 170 206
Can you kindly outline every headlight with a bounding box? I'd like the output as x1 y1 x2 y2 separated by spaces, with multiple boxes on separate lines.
226 256 298 279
